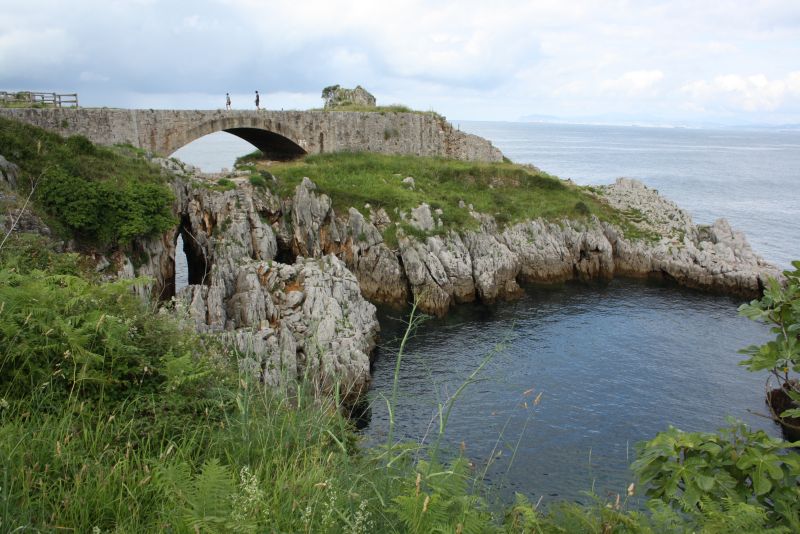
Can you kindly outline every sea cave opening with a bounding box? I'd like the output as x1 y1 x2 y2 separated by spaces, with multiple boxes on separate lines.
173 217 210 296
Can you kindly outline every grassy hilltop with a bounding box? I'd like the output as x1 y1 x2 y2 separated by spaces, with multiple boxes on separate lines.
237 150 655 245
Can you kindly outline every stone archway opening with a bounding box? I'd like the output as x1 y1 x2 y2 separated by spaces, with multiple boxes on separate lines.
224 127 307 161
169 129 307 173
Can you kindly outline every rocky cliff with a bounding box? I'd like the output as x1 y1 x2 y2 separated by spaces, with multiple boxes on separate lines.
109 161 781 401
2 151 781 402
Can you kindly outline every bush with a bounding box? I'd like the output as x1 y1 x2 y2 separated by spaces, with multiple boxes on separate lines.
216 177 236 190
738 261 800 426
0 116 176 247
65 134 96 155
574 200 590 215
248 174 267 189
36 166 175 246
633 422 800 530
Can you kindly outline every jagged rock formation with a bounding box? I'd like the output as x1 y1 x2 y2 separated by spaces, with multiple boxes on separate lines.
3 148 780 402
125 164 781 331
322 85 376 109
116 162 380 401
0 156 53 238
0 155 19 189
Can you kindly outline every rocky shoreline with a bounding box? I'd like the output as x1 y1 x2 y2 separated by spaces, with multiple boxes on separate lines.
115 160 781 399
1 153 782 401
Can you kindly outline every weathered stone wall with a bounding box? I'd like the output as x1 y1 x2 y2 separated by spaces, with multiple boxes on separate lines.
0 108 503 162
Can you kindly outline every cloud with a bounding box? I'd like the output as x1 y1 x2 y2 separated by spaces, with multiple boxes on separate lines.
79 71 110 83
1 0 799 123
681 72 800 112
600 70 665 96
0 27 77 78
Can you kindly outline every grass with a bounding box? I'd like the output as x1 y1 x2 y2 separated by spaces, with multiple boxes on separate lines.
0 101 53 109
240 152 655 246
310 103 445 119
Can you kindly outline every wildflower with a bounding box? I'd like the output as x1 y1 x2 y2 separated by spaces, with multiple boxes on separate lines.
351 499 374 534
232 466 268 524
0 398 9 410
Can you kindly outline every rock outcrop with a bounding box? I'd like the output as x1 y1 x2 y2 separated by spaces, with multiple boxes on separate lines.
0 155 52 238
0 155 19 189
322 85 376 109
180 255 378 399
263 175 780 316
5 146 778 401
115 164 382 401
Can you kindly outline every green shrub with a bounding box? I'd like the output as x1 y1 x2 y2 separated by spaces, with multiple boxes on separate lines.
36 166 175 246
216 177 236 190
248 174 267 189
633 422 800 530
234 149 264 166
738 261 800 423
574 200 590 215
65 134 96 155
0 117 176 247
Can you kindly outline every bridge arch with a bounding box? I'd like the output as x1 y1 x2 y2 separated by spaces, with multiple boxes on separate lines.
0 108 504 163
172 116 308 161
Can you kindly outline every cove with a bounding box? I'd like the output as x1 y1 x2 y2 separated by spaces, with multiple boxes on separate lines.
361 277 778 505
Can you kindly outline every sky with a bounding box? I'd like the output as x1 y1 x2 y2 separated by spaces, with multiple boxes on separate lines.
2 0 800 125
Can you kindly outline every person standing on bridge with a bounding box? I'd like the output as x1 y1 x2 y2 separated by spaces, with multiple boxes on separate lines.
225 93 231 110
255 90 260 111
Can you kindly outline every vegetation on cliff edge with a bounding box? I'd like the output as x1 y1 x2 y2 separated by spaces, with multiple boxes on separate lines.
237 151 655 245
0 116 175 247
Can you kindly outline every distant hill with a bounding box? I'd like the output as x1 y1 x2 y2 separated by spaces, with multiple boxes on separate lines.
517 113 800 131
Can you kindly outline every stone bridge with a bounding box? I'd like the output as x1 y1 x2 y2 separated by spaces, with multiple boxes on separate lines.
0 108 503 162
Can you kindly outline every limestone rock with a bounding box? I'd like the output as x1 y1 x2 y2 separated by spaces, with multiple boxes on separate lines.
178 255 379 400
399 234 453 315
598 177 696 241
103 163 779 400
1 206 51 238
0 155 20 188
290 177 343 257
463 229 522 303
322 84 376 109
409 203 435 232
369 207 391 230
426 232 476 303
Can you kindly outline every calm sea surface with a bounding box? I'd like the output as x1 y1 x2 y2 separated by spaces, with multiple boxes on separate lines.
174 122 799 505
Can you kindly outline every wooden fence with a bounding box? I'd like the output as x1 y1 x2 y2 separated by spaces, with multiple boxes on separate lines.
0 91 79 108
